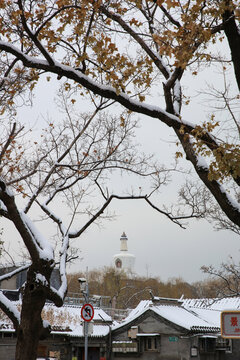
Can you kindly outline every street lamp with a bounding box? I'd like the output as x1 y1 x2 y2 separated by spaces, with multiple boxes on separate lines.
78 277 89 360
78 277 88 299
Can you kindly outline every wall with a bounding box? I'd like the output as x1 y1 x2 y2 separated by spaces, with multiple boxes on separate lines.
111 310 193 360
0 337 16 360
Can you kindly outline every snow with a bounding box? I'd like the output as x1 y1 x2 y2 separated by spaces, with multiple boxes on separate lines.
0 40 199 131
0 263 30 283
153 305 219 330
0 200 7 212
42 303 111 337
42 319 50 330
113 340 134 343
219 184 240 212
2 297 240 337
195 153 209 170
173 80 181 115
4 185 14 198
57 232 69 300
41 202 63 226
0 294 20 325
35 273 48 286
183 297 240 310
111 297 236 332
152 51 171 77
136 333 160 336
0 301 111 337
0 178 13 197
19 211 54 261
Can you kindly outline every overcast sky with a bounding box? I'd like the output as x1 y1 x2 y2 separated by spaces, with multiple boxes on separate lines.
2 59 240 285
68 196 240 283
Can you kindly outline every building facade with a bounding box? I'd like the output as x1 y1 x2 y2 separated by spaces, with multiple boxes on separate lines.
1 293 240 360
110 297 240 360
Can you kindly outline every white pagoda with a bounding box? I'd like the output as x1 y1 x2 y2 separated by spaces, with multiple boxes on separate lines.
113 232 135 272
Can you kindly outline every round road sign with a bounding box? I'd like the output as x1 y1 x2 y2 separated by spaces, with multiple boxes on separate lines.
81 303 94 322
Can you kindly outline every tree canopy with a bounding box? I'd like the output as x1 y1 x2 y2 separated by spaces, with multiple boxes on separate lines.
0 0 239 231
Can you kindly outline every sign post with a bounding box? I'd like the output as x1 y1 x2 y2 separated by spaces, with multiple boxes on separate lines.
221 311 240 338
79 272 95 360
81 303 94 322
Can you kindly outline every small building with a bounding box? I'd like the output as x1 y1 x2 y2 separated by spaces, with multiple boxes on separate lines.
0 302 111 360
113 232 135 273
1 295 240 360
111 297 240 360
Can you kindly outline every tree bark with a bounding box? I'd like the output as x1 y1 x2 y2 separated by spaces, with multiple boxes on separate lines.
223 6 240 91
15 264 51 360
175 129 240 227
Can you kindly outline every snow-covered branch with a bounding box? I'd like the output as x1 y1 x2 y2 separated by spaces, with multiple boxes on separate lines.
0 291 20 329
0 40 219 149
176 131 240 227
0 180 52 261
0 263 30 283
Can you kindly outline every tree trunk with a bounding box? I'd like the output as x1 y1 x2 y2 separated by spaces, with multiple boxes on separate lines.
223 6 240 92
15 265 51 360
16 312 43 360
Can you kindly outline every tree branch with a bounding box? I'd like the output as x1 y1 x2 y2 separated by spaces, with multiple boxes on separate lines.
222 7 240 91
0 263 30 283
17 0 55 66
0 180 47 261
175 130 240 227
0 292 20 330
99 5 170 79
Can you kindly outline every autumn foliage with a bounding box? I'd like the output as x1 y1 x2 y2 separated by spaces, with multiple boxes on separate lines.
0 1 239 229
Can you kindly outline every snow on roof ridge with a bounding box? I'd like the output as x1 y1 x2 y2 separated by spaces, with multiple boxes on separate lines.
182 297 240 309
112 297 240 332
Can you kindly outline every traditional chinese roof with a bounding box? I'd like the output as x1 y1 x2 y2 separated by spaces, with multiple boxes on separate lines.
112 297 240 333
43 303 111 337
2 297 240 337
0 301 111 338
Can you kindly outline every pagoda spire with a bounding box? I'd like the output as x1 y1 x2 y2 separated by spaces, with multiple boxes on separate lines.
120 232 128 251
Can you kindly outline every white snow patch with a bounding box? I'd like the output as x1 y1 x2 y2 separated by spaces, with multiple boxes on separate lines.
0 293 20 324
35 273 48 286
20 211 54 261
219 185 240 212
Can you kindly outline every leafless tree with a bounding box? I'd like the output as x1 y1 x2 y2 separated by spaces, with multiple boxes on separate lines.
201 257 240 298
0 91 184 359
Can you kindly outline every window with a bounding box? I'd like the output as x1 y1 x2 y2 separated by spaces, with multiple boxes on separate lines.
3 332 13 338
115 259 122 268
142 336 159 351
199 337 216 353
112 341 138 353
216 338 232 353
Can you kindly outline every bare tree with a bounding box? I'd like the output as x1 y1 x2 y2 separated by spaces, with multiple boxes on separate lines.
0 88 182 359
201 257 240 298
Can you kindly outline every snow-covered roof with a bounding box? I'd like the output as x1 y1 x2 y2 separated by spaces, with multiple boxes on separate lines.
2 297 240 337
52 324 110 338
112 297 240 333
183 297 240 310
0 301 111 338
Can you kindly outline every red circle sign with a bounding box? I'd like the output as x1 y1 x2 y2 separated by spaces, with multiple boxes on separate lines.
81 303 94 322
